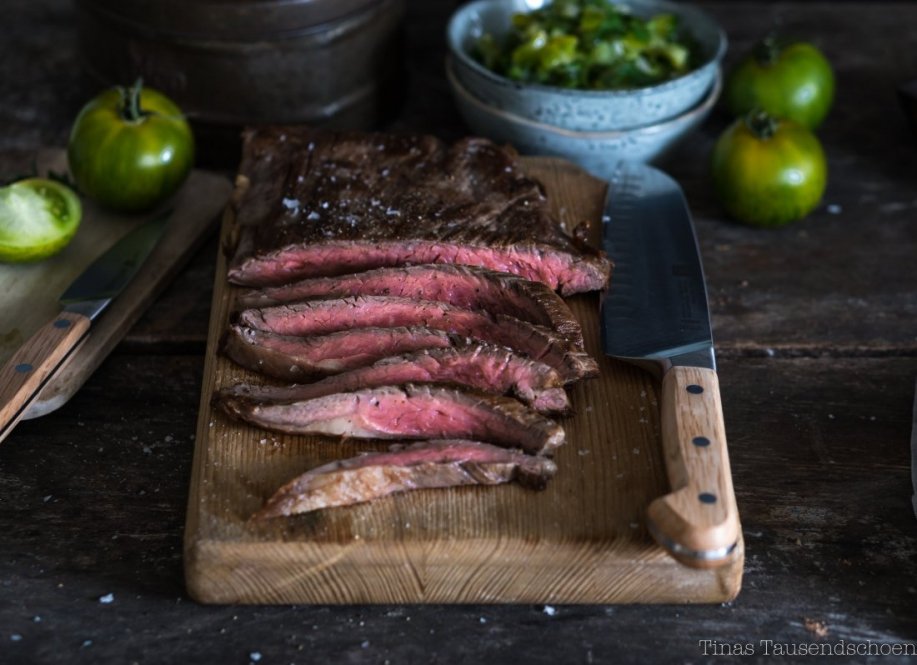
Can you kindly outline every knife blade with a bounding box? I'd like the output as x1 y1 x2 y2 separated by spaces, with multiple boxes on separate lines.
0 210 170 445
601 161 740 569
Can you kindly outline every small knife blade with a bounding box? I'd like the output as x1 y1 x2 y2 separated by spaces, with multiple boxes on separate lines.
0 210 170 444
601 161 740 568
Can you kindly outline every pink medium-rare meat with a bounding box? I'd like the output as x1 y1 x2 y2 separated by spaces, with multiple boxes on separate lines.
237 296 598 383
216 384 565 455
236 264 584 347
221 324 463 380
219 345 570 415
253 440 559 519
227 126 611 295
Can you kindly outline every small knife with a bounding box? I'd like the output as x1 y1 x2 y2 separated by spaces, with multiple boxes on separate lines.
601 161 740 568
0 210 170 445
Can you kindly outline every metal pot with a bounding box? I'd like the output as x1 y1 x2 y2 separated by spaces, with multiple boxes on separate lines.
76 0 405 130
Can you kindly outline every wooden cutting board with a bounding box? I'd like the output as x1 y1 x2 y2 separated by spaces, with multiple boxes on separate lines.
0 150 232 419
184 157 744 604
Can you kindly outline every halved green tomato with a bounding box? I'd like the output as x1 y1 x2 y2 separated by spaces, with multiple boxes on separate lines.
0 178 82 263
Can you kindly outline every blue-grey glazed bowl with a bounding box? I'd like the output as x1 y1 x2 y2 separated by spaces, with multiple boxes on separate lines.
447 0 727 132
447 56 721 175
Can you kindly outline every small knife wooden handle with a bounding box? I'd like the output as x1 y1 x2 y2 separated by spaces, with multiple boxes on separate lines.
0 311 91 445
647 365 740 568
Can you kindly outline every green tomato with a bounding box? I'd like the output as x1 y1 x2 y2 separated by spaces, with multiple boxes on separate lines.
725 38 835 129
68 79 194 213
712 111 827 227
0 178 82 262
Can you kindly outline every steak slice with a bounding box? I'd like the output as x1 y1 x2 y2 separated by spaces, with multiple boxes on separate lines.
237 296 598 383
254 440 558 519
227 126 611 295
236 264 584 347
220 345 570 415
222 324 461 380
216 384 565 455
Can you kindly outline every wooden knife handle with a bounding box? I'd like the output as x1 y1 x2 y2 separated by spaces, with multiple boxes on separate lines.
0 311 91 445
647 365 740 568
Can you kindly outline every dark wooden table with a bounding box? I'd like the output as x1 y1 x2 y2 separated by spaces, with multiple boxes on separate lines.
2 1 916 663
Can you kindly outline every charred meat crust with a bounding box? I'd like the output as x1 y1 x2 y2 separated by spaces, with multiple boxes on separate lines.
227 126 611 295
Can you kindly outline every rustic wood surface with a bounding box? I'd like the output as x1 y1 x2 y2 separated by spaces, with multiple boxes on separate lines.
1 0 916 663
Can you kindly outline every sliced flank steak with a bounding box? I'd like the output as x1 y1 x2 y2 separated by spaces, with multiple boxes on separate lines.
219 345 570 415
227 127 611 295
216 384 565 456
253 440 558 519
236 296 597 383
221 324 463 380
236 264 584 347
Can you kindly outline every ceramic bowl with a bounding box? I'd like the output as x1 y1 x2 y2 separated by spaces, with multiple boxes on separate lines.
447 56 721 176
447 0 727 132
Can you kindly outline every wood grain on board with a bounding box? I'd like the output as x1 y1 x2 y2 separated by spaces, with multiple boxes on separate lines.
0 150 232 419
184 157 744 604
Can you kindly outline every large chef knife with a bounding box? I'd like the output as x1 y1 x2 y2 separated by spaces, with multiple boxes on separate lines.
601 161 740 568
0 210 169 445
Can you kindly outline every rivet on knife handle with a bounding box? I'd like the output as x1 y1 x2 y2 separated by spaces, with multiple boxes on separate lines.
0 312 91 445
647 366 740 568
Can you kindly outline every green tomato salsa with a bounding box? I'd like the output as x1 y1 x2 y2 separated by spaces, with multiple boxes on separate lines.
473 0 701 90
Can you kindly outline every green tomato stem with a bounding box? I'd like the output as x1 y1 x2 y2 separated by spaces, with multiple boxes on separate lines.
118 78 147 123
752 35 780 66
745 109 779 140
